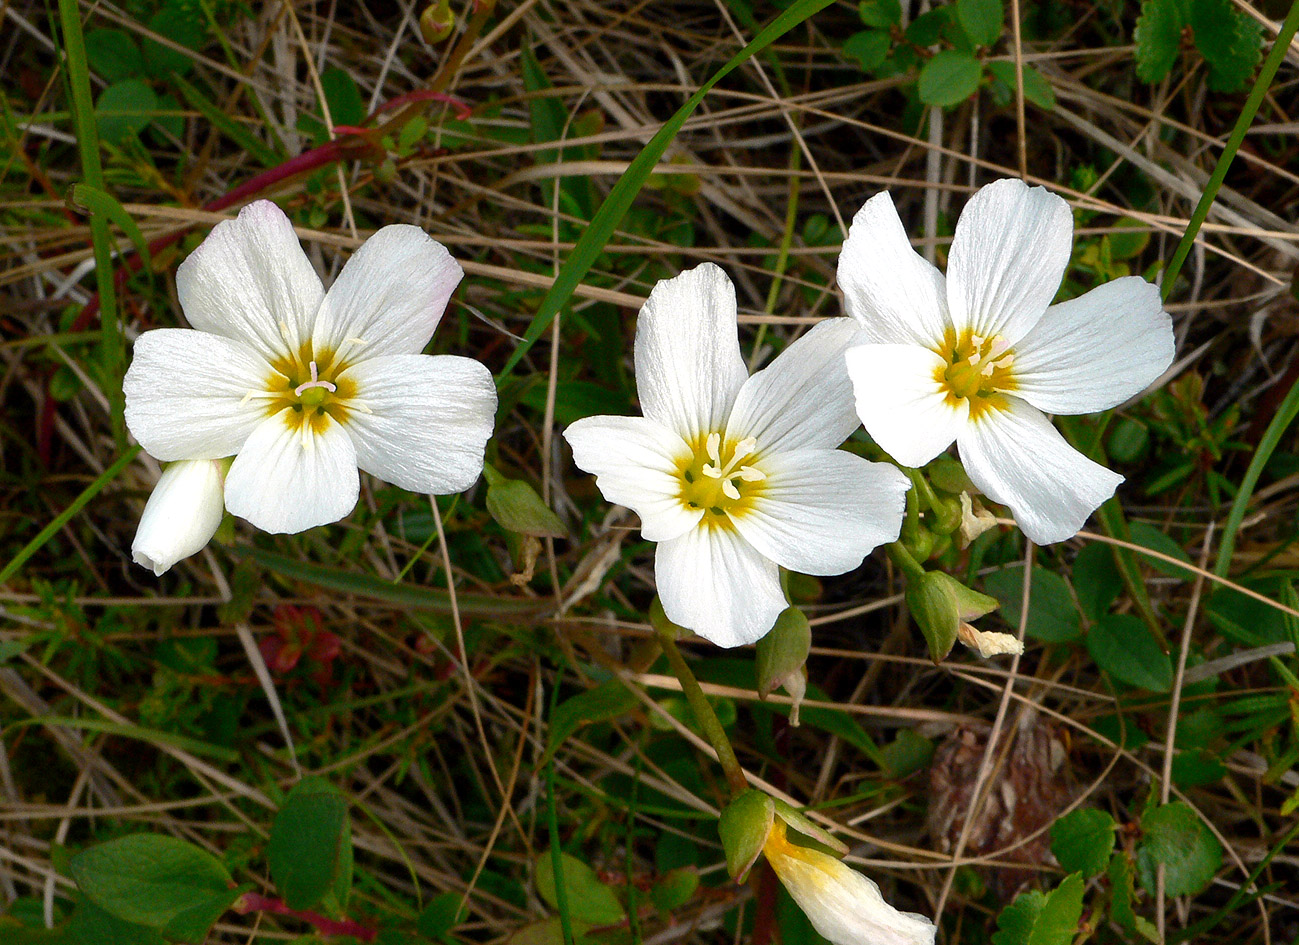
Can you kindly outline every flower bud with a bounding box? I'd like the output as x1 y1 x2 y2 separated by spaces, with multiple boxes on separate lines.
131 459 226 576
718 789 775 882
483 462 567 538
756 607 810 724
906 571 998 662
419 0 455 44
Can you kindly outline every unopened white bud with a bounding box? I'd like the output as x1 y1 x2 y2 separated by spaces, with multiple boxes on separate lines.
131 460 225 576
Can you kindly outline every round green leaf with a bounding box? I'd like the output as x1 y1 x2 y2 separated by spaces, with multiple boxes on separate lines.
95 80 158 146
143 1 206 78
1086 613 1173 692
1136 802 1222 896
984 60 1056 109
858 0 902 28
268 777 352 912
957 0 1004 46
85 30 144 83
69 834 232 934
919 50 983 106
906 8 950 46
984 566 1081 642
535 850 626 925
844 30 892 71
1049 808 1116 877
1128 522 1196 581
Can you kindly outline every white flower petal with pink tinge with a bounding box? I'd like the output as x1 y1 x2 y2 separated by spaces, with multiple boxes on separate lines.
655 525 785 648
731 450 910 575
946 179 1074 344
958 397 1122 544
727 318 866 454
124 329 272 461
564 416 701 542
635 263 748 440
175 200 323 362
312 225 464 361
224 414 360 534
845 344 968 468
838 191 951 347
1012 276 1174 415
338 354 496 496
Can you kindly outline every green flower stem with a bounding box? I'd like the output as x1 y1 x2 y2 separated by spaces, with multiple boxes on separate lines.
886 541 927 584
1161 0 1299 301
654 626 749 799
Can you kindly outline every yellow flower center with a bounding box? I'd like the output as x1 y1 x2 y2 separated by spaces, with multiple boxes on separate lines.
936 329 1017 417
679 432 766 525
247 344 367 440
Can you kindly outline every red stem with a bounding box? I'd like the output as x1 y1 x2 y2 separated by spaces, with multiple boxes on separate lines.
234 891 377 942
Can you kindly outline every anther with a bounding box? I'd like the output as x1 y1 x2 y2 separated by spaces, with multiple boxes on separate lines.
294 361 337 397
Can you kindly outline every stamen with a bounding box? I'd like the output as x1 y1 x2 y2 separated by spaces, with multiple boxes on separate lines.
706 432 722 466
722 480 741 501
738 466 765 482
988 336 1011 358
294 360 338 397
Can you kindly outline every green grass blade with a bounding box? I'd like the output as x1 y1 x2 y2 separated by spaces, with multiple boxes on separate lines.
1161 0 1299 299
0 445 140 585
56 0 126 445
5 715 238 762
495 0 836 382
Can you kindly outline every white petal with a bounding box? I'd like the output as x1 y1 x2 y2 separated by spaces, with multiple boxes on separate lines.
564 416 701 542
225 414 359 534
124 329 273 461
655 526 785 647
727 318 866 453
838 191 951 346
131 460 225 576
766 827 937 945
845 344 968 468
1011 277 1174 414
946 179 1074 344
635 264 748 440
338 354 495 495
313 225 464 361
957 398 1122 544
731 449 909 575
176 200 323 361
957 622 1025 658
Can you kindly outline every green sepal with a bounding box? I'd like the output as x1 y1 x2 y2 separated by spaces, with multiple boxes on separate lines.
906 571 999 661
771 799 848 856
718 790 775 882
756 607 810 700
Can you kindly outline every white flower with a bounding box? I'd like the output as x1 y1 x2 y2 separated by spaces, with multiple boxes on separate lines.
124 200 497 535
840 179 1174 544
563 264 910 647
132 459 225 576
764 820 936 945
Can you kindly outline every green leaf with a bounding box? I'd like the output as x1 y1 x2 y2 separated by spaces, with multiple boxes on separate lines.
985 61 1056 109
536 850 626 925
496 0 839 381
858 0 902 28
957 0 1003 46
1128 522 1196 581
650 868 699 913
69 184 151 271
1190 0 1263 91
1050 808 1116 877
919 50 983 106
417 892 466 941
992 873 1084 945
142 0 206 78
320 66 365 128
906 8 950 45
844 30 892 70
1135 0 1184 83
1108 218 1152 260
268 777 353 911
1071 543 1124 622
67 899 165 945
69 834 234 939
172 74 281 167
84 30 143 83
543 679 638 764
1136 801 1222 896
95 80 157 145
1087 613 1173 692
984 566 1081 642
1107 415 1149 460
